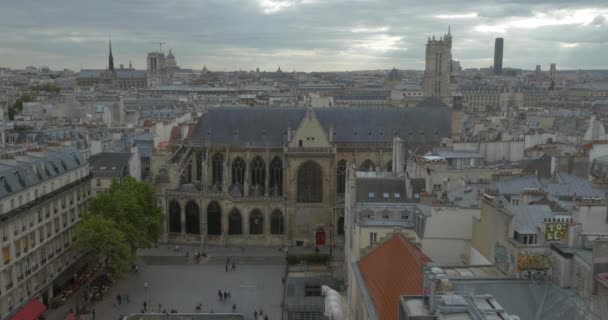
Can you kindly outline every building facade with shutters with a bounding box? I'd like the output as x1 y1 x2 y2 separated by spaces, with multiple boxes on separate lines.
0 147 91 318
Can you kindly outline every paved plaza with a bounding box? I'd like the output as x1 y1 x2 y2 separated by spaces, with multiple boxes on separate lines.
46 246 287 320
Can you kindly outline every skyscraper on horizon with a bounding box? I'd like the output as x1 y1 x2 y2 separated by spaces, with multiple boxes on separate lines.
494 38 503 75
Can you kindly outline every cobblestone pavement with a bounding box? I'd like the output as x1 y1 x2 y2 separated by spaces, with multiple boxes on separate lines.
45 248 286 320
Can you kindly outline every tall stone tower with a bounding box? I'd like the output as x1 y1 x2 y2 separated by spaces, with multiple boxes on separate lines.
493 38 503 75
146 52 168 87
423 27 452 106
549 63 557 89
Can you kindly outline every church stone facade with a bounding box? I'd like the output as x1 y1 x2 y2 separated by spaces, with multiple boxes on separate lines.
153 104 453 248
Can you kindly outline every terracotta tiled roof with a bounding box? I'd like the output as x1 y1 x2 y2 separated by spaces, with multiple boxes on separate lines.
358 234 431 320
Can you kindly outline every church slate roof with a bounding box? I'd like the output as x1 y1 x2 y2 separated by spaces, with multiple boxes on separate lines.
78 69 145 79
189 106 452 146
190 108 306 146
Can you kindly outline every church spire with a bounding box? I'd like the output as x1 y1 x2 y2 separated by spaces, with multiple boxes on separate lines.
108 39 115 72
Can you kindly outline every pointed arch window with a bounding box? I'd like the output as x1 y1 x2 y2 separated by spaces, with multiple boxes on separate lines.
185 201 200 234
249 210 264 235
250 157 265 196
228 208 242 235
359 159 375 172
207 201 221 235
232 157 245 186
297 161 323 203
337 215 345 235
271 210 284 235
337 160 346 194
168 200 181 233
270 157 283 196
212 153 223 190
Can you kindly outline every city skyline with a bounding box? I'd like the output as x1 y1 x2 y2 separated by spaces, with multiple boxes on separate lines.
0 0 607 71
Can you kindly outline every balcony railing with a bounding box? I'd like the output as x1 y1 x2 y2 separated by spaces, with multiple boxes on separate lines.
286 147 333 153
0 175 91 222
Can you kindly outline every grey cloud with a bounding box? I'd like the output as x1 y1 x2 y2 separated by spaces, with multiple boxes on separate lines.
0 0 607 70
592 15 606 25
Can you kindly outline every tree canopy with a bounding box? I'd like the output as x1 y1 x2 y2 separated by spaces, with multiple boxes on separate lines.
8 93 33 120
31 83 60 93
73 214 132 277
88 177 164 249
74 177 163 278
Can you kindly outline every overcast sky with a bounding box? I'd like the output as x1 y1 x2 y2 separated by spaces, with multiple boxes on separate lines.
0 0 607 71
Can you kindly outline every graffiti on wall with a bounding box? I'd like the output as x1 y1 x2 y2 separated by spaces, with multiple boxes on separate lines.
494 243 509 272
517 254 551 272
545 223 568 241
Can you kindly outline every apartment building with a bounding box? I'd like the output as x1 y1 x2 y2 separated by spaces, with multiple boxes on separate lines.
0 147 91 318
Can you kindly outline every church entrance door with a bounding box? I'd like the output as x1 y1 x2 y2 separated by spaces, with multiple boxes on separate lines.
315 228 326 246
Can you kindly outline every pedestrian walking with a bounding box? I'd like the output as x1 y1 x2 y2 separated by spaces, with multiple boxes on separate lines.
144 281 149 291
260 309 264 316
218 290 223 301
92 308 96 320
227 291 231 300
254 310 258 319
223 292 228 301
158 303 162 313
116 294 122 305
232 304 237 312
143 300 148 312
134 264 138 273
264 316 268 320
225 262 229 272
231 260 236 271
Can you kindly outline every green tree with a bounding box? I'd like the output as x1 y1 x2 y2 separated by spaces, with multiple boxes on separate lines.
88 177 164 250
9 93 33 120
31 83 60 93
73 214 133 278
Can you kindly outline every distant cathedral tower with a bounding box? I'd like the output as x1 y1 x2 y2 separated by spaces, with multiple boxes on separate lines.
423 27 452 105
108 40 115 72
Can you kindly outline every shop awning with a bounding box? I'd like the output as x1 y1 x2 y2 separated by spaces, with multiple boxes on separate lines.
64 312 75 320
10 299 47 320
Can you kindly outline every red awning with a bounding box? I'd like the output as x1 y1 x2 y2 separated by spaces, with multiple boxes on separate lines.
10 299 47 320
64 312 75 320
